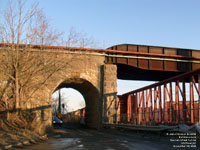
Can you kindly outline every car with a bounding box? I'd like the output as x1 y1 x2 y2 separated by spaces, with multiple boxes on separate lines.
52 116 63 127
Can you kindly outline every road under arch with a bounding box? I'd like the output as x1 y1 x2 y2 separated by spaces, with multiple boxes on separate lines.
55 78 101 129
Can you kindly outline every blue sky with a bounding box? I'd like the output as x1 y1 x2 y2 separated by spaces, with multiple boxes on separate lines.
1 0 200 110
38 0 200 49
36 0 200 94
1 0 199 49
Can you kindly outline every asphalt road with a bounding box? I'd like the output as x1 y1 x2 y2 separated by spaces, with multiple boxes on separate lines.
12 125 199 150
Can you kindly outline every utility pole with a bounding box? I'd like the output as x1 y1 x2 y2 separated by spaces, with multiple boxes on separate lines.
58 89 61 114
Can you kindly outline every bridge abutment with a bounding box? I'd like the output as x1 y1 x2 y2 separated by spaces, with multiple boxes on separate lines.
102 64 118 124
0 46 118 134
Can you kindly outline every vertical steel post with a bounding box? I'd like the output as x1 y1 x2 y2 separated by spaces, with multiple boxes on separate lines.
138 92 142 124
192 76 199 123
164 84 168 123
150 89 153 123
190 79 194 124
182 81 186 124
135 93 138 125
146 89 149 123
176 81 179 124
169 82 173 123
127 94 132 123
142 91 145 123
154 87 157 123
158 86 162 123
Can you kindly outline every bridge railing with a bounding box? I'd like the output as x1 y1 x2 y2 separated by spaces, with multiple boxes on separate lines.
117 69 200 125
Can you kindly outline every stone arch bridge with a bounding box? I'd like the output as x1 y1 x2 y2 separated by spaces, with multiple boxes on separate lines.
0 43 200 133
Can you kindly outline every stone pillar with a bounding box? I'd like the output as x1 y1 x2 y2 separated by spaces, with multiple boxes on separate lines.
103 64 117 124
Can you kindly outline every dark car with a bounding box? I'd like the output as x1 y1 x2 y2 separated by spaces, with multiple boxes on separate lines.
52 116 63 127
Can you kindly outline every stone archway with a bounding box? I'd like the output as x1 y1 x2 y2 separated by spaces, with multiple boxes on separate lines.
53 78 101 129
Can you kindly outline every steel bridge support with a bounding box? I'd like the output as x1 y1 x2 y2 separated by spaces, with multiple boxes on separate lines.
117 69 200 125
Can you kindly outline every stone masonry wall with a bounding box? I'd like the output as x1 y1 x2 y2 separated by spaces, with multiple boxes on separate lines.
0 47 118 133
34 51 106 131
103 64 118 124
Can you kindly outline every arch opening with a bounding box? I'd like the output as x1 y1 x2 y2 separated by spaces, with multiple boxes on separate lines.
52 88 86 127
51 78 100 129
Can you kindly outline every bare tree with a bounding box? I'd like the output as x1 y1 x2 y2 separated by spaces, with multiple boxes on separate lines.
66 27 96 48
0 1 101 139
0 0 98 111
0 0 66 110
0 0 63 45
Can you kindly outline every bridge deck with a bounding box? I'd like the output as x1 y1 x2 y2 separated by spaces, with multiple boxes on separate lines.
1 43 200 81
107 44 200 80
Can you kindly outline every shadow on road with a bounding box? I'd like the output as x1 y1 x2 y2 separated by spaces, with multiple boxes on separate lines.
12 124 199 150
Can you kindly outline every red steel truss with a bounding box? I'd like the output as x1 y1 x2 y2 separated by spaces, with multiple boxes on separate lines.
117 69 200 125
